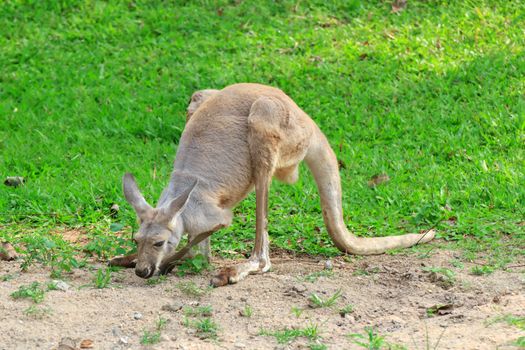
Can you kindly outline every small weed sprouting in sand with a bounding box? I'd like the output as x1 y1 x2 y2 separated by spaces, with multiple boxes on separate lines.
195 318 218 339
471 265 494 276
146 275 167 286
176 281 210 298
11 282 46 303
291 306 304 318
93 268 112 289
308 290 342 309
422 266 456 288
24 305 52 319
183 305 213 317
487 314 525 330
140 316 168 345
239 305 253 317
177 254 210 277
259 324 321 344
302 270 334 283
348 327 385 350
339 304 354 317
308 343 327 350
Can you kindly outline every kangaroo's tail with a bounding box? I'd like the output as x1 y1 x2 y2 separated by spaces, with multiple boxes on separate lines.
304 126 435 255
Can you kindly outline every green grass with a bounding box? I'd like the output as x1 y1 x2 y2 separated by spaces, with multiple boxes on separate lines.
260 324 321 344
0 1 523 266
140 316 168 345
308 290 342 308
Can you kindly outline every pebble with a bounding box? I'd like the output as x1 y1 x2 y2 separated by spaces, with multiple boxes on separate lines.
292 284 307 294
161 302 183 312
53 280 70 292
234 342 246 348
133 312 143 320
324 259 333 270
240 297 247 302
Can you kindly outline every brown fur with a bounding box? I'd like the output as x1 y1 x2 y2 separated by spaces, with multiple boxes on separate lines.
113 83 435 285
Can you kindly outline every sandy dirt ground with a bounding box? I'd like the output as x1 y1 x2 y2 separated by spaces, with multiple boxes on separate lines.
0 247 524 350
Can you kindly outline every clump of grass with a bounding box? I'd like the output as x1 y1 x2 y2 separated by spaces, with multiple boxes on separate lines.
308 290 342 309
140 316 168 345
11 282 46 303
301 270 334 283
348 327 386 350
471 265 494 275
487 315 525 330
239 305 253 317
291 306 304 318
423 266 456 288
177 254 210 277
339 304 354 317
146 275 167 286
24 305 52 319
183 305 212 317
259 324 321 344
93 268 112 289
176 281 209 298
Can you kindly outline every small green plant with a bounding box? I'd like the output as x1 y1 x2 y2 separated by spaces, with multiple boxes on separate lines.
194 318 218 339
146 275 167 286
423 266 456 288
260 324 320 344
240 305 253 317
353 267 380 276
140 316 168 345
471 265 494 275
183 305 213 317
308 290 342 308
11 282 46 303
487 314 525 330
177 281 209 298
24 305 52 319
309 343 327 350
302 270 334 283
291 306 304 318
348 327 385 350
93 268 112 289
1 274 15 282
339 304 354 317
177 254 210 276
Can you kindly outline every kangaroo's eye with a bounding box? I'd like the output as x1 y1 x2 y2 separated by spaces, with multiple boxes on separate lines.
153 241 165 247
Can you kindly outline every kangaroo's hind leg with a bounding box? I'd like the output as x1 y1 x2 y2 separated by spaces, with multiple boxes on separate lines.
210 96 294 287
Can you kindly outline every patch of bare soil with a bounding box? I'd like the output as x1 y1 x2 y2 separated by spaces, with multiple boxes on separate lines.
0 249 524 350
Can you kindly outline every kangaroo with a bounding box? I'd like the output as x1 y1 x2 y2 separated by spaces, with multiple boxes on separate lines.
112 83 435 286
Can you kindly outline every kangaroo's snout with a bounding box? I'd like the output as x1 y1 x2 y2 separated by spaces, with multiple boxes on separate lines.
135 266 154 279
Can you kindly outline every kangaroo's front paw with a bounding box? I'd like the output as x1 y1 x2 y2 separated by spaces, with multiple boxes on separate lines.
210 267 237 287
108 254 137 268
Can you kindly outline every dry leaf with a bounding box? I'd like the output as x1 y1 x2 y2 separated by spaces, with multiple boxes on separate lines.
367 174 390 187
80 339 94 349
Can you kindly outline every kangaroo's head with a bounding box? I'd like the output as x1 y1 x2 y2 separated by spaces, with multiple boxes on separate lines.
122 173 196 278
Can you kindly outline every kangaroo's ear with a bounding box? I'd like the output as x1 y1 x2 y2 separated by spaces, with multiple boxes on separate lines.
160 179 198 223
123 173 153 220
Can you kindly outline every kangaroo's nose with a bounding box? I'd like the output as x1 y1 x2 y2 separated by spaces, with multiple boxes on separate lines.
135 267 151 279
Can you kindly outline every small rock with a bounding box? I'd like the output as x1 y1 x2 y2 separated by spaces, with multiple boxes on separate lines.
53 280 70 292
324 260 333 270
133 312 143 320
161 302 183 312
292 284 307 294
4 176 25 187
240 297 247 302
119 336 129 345
0 242 18 261
112 326 123 337
110 204 120 218
227 295 233 300
234 342 246 349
